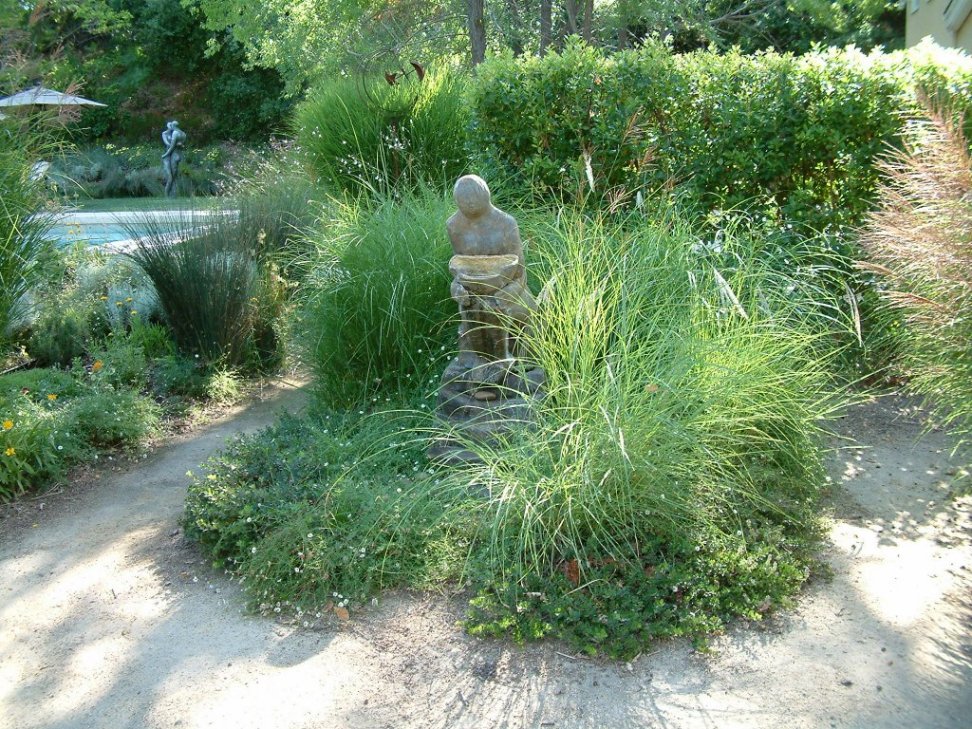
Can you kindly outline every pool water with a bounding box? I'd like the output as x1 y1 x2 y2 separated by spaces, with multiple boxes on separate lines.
42 210 233 251
48 222 180 247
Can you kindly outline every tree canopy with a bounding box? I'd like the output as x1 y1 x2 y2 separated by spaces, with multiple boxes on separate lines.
0 0 903 143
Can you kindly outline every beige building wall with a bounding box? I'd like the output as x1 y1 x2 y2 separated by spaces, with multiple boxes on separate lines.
906 0 972 50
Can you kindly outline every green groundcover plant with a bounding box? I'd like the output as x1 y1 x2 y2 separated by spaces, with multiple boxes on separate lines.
186 208 846 657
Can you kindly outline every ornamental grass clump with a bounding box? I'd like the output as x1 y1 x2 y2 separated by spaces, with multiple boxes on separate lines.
298 189 456 406
438 211 843 652
860 109 972 450
186 206 846 657
295 67 469 195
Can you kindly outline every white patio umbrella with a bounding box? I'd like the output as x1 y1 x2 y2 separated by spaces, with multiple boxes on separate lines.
0 86 107 109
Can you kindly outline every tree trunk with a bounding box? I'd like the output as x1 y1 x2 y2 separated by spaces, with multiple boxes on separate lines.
618 25 629 50
564 0 579 36
467 0 486 66
506 0 524 56
540 0 552 55
582 0 593 42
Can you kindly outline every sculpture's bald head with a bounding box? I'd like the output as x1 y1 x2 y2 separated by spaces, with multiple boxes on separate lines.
454 175 492 218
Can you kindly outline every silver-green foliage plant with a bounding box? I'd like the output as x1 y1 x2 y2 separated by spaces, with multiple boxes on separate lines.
861 110 972 450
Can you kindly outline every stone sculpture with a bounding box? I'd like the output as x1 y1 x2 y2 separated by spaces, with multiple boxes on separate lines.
430 175 545 462
161 120 186 197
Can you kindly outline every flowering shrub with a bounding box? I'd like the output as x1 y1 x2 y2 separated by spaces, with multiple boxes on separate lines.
0 364 161 500
0 370 88 499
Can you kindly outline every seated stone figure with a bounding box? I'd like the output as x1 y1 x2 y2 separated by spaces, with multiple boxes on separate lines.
430 175 544 462
447 174 536 376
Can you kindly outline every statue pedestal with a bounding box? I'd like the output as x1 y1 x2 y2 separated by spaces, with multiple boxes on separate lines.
429 254 545 464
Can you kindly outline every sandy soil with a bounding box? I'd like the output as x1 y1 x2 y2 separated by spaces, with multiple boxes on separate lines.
1 384 970 729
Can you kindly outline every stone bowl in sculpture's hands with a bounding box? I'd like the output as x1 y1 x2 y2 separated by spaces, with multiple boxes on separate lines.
449 254 521 295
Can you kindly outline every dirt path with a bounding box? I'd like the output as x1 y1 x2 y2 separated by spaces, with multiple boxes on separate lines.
1 389 970 729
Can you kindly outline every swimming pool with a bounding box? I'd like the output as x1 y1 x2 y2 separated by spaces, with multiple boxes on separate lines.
43 210 235 252
48 222 178 247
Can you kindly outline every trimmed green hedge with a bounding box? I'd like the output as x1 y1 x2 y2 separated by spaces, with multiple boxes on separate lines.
469 39 972 230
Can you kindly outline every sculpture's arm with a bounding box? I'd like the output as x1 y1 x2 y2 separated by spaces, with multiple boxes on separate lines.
502 217 527 269
450 279 472 308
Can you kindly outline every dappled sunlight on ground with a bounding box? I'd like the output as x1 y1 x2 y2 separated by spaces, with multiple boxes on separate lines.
829 522 951 626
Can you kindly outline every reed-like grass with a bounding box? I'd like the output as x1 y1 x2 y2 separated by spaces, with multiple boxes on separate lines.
0 123 56 351
125 210 263 368
860 109 972 449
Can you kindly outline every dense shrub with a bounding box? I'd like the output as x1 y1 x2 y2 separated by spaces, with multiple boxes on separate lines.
860 110 972 451
294 68 470 195
469 40 972 231
298 189 456 405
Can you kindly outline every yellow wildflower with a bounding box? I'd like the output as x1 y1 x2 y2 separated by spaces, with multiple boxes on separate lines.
5 447 15 457
92 360 103 372
47 393 57 402
2 420 12 430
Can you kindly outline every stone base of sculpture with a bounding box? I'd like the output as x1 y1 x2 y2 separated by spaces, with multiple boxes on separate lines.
428 356 545 464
